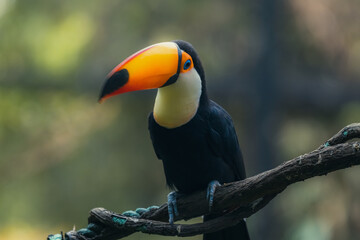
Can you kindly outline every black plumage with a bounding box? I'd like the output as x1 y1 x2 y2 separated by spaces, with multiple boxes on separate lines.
148 101 245 192
148 40 250 240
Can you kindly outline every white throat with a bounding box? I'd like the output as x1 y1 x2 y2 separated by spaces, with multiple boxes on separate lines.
153 68 202 129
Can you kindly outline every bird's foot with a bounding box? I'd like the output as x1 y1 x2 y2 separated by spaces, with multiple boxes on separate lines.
167 191 180 224
206 180 221 211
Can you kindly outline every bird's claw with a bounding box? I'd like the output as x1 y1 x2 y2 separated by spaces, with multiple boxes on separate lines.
167 191 179 224
167 181 219 224
207 180 221 211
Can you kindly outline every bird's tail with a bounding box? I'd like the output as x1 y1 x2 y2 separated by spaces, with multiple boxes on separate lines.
203 214 250 240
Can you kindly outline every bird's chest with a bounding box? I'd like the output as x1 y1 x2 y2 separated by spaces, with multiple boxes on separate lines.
153 119 209 164
149 116 220 192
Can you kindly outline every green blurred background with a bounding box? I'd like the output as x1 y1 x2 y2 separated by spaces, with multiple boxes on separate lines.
0 0 360 239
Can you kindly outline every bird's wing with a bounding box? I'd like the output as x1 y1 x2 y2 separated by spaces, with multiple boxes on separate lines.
207 101 246 180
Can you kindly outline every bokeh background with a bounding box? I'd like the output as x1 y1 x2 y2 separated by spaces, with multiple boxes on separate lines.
1 0 360 239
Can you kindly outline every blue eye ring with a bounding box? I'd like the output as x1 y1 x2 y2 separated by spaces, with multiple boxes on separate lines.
183 59 191 70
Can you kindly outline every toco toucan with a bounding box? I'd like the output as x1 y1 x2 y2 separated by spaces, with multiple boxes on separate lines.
99 40 250 240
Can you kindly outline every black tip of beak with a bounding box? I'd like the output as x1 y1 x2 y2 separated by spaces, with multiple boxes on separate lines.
98 69 129 102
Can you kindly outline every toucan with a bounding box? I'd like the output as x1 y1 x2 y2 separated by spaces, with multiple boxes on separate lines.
99 40 250 240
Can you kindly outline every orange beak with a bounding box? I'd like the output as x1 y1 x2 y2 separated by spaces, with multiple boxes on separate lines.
99 42 181 103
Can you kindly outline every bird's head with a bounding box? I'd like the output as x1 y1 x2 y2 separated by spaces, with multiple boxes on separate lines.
99 40 206 103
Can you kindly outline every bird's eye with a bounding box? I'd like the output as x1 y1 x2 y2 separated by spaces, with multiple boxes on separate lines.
183 59 191 70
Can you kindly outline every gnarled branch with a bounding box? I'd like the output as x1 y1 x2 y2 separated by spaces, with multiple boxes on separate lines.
49 123 360 240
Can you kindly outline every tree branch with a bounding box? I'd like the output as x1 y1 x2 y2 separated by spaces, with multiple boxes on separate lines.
49 123 360 240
